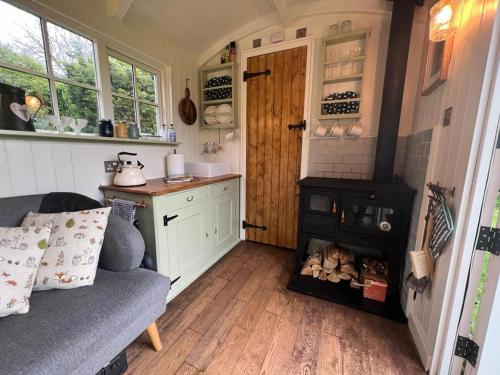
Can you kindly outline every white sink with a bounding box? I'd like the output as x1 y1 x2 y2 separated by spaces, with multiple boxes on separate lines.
185 161 230 177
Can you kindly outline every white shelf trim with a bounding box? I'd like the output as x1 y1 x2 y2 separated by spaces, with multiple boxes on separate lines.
0 129 181 146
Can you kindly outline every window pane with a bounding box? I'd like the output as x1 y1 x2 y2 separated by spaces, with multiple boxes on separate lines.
108 56 133 96
113 96 136 123
0 67 52 122
139 103 158 134
136 67 157 103
0 1 47 74
47 22 96 86
56 82 98 133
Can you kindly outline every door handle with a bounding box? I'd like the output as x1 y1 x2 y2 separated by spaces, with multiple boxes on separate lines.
186 196 194 201
288 120 306 131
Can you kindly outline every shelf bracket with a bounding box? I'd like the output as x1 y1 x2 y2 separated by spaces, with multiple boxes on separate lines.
243 69 271 82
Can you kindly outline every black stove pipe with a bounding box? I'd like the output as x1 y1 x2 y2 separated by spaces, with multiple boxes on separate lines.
373 0 417 182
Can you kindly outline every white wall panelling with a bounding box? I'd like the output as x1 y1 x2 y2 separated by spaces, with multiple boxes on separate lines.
402 0 499 372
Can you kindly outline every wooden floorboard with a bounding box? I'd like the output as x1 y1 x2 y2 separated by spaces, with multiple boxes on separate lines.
126 241 424 375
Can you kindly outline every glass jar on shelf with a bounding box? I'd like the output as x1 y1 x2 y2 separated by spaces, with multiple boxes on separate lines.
341 20 352 33
342 62 353 77
353 61 363 74
332 63 341 79
329 24 339 36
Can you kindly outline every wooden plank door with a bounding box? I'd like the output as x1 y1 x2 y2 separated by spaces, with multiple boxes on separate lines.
245 46 307 249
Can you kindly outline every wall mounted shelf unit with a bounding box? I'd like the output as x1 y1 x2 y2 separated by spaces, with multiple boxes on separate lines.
314 28 371 138
199 62 238 129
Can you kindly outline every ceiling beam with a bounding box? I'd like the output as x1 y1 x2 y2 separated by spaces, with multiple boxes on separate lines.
107 0 134 20
272 0 293 26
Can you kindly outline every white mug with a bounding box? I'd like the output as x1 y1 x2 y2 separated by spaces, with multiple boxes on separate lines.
348 122 363 136
315 125 327 137
330 124 344 137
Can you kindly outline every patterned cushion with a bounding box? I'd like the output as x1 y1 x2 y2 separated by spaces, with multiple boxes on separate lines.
0 226 51 317
21 208 111 291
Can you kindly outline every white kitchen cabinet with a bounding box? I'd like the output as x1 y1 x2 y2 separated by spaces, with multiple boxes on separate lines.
212 180 239 257
164 199 210 286
102 176 240 301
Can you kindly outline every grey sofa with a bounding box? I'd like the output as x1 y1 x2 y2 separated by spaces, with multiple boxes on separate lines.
0 194 170 375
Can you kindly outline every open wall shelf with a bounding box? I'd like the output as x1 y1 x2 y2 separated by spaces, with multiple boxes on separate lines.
199 62 238 129
315 28 371 129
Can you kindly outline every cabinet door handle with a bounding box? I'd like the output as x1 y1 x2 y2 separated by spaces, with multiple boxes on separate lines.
186 195 194 201
223 186 229 191
331 201 337 214
163 214 178 226
204 232 209 237
214 227 217 234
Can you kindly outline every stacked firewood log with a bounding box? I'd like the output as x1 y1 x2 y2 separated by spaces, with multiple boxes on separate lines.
300 243 359 284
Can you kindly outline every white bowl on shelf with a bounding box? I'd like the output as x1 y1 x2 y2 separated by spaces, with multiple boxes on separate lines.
204 114 218 125
216 104 232 114
204 105 217 115
217 113 233 125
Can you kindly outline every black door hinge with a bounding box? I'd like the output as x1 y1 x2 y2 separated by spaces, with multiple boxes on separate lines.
163 214 178 226
242 220 267 231
475 226 500 255
243 69 271 81
454 335 479 367
171 276 180 286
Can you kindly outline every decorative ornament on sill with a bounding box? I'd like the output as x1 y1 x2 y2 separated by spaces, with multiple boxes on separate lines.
429 0 459 42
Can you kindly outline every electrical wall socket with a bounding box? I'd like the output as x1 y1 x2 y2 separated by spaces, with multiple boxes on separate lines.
104 160 120 173
443 107 453 127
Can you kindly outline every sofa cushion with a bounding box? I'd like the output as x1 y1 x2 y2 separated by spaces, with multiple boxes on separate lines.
0 226 51 317
99 215 145 272
0 268 170 375
21 208 112 291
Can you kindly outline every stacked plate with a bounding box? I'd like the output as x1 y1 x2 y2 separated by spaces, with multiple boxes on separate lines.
204 104 233 125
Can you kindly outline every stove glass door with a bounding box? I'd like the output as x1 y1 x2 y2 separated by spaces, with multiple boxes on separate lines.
339 198 401 238
303 191 338 217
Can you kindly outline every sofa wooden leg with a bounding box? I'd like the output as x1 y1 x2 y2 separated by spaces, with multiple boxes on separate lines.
146 322 163 352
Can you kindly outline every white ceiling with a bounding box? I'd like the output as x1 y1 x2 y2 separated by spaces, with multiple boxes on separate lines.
129 0 280 51
124 0 392 60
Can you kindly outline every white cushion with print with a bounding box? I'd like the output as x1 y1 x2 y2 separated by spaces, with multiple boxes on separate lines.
21 208 111 291
0 226 51 317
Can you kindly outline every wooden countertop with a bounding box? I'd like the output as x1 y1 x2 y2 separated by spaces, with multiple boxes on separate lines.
99 174 241 196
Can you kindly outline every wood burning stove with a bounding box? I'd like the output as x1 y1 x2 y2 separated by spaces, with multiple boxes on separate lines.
288 177 415 321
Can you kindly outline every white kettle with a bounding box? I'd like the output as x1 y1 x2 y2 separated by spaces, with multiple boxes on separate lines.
114 152 147 186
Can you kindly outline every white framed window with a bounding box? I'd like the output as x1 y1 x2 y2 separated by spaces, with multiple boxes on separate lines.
0 0 166 136
0 0 101 133
107 51 161 135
